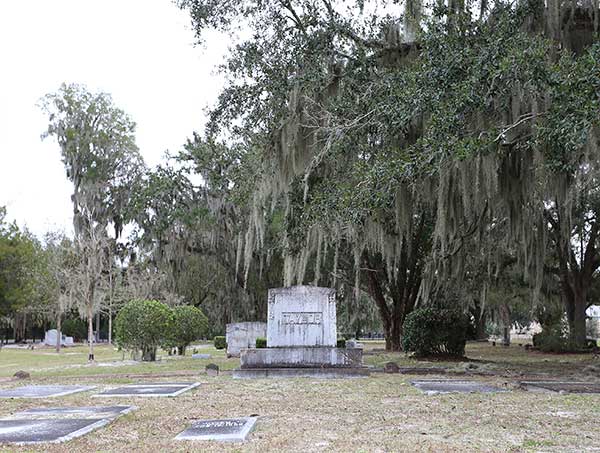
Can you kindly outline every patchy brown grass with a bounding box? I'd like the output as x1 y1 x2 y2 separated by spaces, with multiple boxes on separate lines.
0 342 599 452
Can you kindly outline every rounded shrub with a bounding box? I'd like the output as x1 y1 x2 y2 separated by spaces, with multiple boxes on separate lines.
114 299 173 361
336 338 346 348
213 336 226 350
166 305 209 355
255 337 267 348
402 307 470 357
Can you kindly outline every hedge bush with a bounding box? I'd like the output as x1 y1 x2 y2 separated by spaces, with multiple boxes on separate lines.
402 307 470 357
214 336 226 350
336 338 346 348
532 323 582 352
165 306 209 355
114 299 173 361
255 337 267 348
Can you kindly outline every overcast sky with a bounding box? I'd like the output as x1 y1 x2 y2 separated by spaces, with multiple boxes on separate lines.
0 0 227 238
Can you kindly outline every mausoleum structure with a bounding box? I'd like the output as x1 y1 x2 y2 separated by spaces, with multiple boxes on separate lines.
234 286 367 378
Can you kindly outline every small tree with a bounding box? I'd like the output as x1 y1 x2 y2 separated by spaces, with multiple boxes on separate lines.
114 299 172 361
167 305 209 355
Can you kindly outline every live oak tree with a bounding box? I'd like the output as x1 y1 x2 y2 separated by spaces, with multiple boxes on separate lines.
40 83 145 360
178 0 600 349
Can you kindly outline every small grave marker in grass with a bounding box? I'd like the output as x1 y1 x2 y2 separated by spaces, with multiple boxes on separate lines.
93 382 200 398
411 379 505 395
520 381 600 394
0 385 95 399
175 417 257 442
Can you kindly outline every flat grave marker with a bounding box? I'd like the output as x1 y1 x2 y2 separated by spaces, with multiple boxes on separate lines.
411 379 505 395
0 405 134 445
0 385 95 399
520 381 600 394
175 417 257 442
94 382 200 398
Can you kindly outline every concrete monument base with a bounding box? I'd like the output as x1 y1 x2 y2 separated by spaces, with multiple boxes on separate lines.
240 347 363 369
232 367 370 379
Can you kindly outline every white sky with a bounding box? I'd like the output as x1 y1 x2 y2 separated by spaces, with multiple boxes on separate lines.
0 0 227 238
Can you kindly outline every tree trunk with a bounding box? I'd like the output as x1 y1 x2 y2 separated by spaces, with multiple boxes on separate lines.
569 292 588 347
142 346 156 361
108 308 112 346
87 303 95 361
56 313 62 353
95 312 100 343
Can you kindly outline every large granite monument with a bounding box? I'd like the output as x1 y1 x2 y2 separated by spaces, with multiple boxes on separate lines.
234 286 367 378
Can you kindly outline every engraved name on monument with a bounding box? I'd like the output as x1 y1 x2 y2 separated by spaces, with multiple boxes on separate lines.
267 286 336 347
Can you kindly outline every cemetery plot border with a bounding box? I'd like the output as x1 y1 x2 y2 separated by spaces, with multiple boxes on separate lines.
520 381 600 394
175 417 258 442
0 385 96 399
93 382 200 398
411 379 506 395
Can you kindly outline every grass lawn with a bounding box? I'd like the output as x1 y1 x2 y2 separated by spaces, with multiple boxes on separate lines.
0 341 599 452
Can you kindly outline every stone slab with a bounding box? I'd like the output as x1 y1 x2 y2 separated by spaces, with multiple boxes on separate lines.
411 379 505 394
232 367 370 379
267 286 336 347
93 382 200 398
0 385 95 399
175 417 257 442
226 322 267 357
520 381 600 393
240 346 363 368
192 353 212 359
0 405 135 445
14 406 135 419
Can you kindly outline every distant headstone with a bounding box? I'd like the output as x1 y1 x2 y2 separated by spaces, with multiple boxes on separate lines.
226 322 267 357
175 417 257 442
43 329 68 347
346 339 363 349
267 286 336 347
206 364 219 377
13 370 30 380
383 362 399 373
192 353 212 359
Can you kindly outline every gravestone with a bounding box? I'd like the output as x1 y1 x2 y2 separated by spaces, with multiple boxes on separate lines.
206 364 219 377
0 385 95 399
235 286 366 377
0 405 134 444
175 417 257 442
411 379 505 394
226 322 267 357
520 380 600 393
94 382 200 398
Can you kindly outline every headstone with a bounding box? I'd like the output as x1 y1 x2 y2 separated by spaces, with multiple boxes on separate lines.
267 286 336 347
0 385 95 399
206 364 219 376
13 370 30 380
411 379 505 394
94 382 200 398
43 330 68 347
175 417 257 442
192 353 211 359
346 339 363 349
384 362 399 373
226 322 267 357
236 286 367 377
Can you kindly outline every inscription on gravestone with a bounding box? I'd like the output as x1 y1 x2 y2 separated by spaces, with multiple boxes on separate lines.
175 417 257 442
282 312 322 325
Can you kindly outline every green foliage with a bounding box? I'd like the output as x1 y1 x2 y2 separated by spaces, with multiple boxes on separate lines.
166 305 209 355
336 338 346 348
255 337 267 348
213 336 226 350
114 299 173 361
61 318 87 341
532 322 586 353
402 307 470 357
